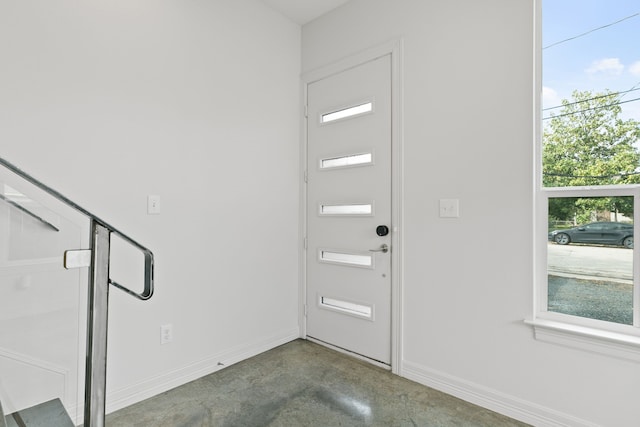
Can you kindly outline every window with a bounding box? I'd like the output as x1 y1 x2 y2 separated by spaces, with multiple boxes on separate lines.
320 101 373 124
320 152 373 170
534 1 640 357
319 203 373 216
318 296 373 320
318 249 373 268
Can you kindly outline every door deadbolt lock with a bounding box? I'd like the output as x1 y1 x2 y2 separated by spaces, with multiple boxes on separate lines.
376 225 389 236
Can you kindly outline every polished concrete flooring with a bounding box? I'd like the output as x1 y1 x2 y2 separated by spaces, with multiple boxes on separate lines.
106 339 530 427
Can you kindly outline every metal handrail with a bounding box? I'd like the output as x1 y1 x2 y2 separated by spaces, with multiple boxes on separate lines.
109 230 154 300
1 155 155 426
0 156 154 300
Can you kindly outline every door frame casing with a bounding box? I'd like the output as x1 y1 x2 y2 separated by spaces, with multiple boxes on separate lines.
300 39 404 374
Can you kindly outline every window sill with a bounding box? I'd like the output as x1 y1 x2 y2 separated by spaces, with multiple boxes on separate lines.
525 318 640 362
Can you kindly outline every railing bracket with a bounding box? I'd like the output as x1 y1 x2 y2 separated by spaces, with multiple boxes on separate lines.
64 249 92 269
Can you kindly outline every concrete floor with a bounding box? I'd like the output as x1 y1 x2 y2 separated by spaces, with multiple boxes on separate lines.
106 339 530 427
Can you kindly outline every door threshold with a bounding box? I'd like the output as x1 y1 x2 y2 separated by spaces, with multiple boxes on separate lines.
306 336 391 371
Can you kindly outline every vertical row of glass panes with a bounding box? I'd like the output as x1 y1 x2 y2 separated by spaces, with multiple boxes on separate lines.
542 1 640 326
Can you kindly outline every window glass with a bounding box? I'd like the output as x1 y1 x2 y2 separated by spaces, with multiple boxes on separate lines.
319 250 373 268
320 204 373 215
321 102 373 124
541 1 640 330
542 2 640 189
547 196 633 325
320 153 373 170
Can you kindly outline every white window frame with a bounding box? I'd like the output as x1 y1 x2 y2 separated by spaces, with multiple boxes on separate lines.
529 0 640 362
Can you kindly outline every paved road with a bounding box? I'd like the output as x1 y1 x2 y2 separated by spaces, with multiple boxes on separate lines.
547 242 632 282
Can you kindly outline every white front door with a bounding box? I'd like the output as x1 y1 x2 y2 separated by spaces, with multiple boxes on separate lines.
306 55 392 365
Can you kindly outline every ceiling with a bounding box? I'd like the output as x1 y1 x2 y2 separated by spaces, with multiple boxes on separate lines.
259 0 351 25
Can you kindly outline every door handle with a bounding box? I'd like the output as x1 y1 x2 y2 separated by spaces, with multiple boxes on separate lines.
369 244 389 253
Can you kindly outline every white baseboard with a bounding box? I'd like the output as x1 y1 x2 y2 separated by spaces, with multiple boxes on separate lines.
105 327 300 415
401 361 599 427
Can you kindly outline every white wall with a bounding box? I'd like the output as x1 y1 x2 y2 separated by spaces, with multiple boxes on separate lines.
303 1 639 426
0 0 301 414
4 0 638 425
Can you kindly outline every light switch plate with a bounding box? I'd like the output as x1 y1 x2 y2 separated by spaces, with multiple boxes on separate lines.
147 195 161 215
439 199 459 218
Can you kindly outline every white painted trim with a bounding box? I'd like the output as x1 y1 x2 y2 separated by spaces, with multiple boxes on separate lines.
532 0 544 324
402 360 600 427
104 328 299 415
389 39 404 376
303 39 402 85
299 71 310 340
525 318 640 363
300 38 404 374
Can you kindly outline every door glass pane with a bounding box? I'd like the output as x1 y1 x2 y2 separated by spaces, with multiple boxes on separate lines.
321 102 373 123
320 153 373 170
319 250 373 268
0 166 88 425
547 196 633 324
320 204 373 215
320 296 373 319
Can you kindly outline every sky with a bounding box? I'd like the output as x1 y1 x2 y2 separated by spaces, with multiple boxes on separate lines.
542 0 640 121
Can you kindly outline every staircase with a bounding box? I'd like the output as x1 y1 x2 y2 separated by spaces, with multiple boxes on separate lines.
0 157 154 426
3 399 73 427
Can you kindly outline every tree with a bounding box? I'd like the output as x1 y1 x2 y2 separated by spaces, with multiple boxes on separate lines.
548 197 578 223
544 90 640 220
543 90 640 187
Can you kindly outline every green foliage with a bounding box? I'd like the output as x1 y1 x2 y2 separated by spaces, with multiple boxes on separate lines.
543 90 640 220
549 196 633 224
548 197 578 222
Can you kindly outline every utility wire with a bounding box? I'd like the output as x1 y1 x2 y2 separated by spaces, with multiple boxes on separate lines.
543 12 640 50
542 96 640 120
544 171 640 179
543 88 640 111
618 81 640 101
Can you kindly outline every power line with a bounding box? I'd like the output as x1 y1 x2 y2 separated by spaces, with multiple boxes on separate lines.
619 81 640 101
543 12 640 50
542 96 640 121
543 88 640 111
544 171 640 179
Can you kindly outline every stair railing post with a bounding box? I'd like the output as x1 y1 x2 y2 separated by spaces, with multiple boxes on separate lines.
84 221 111 427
